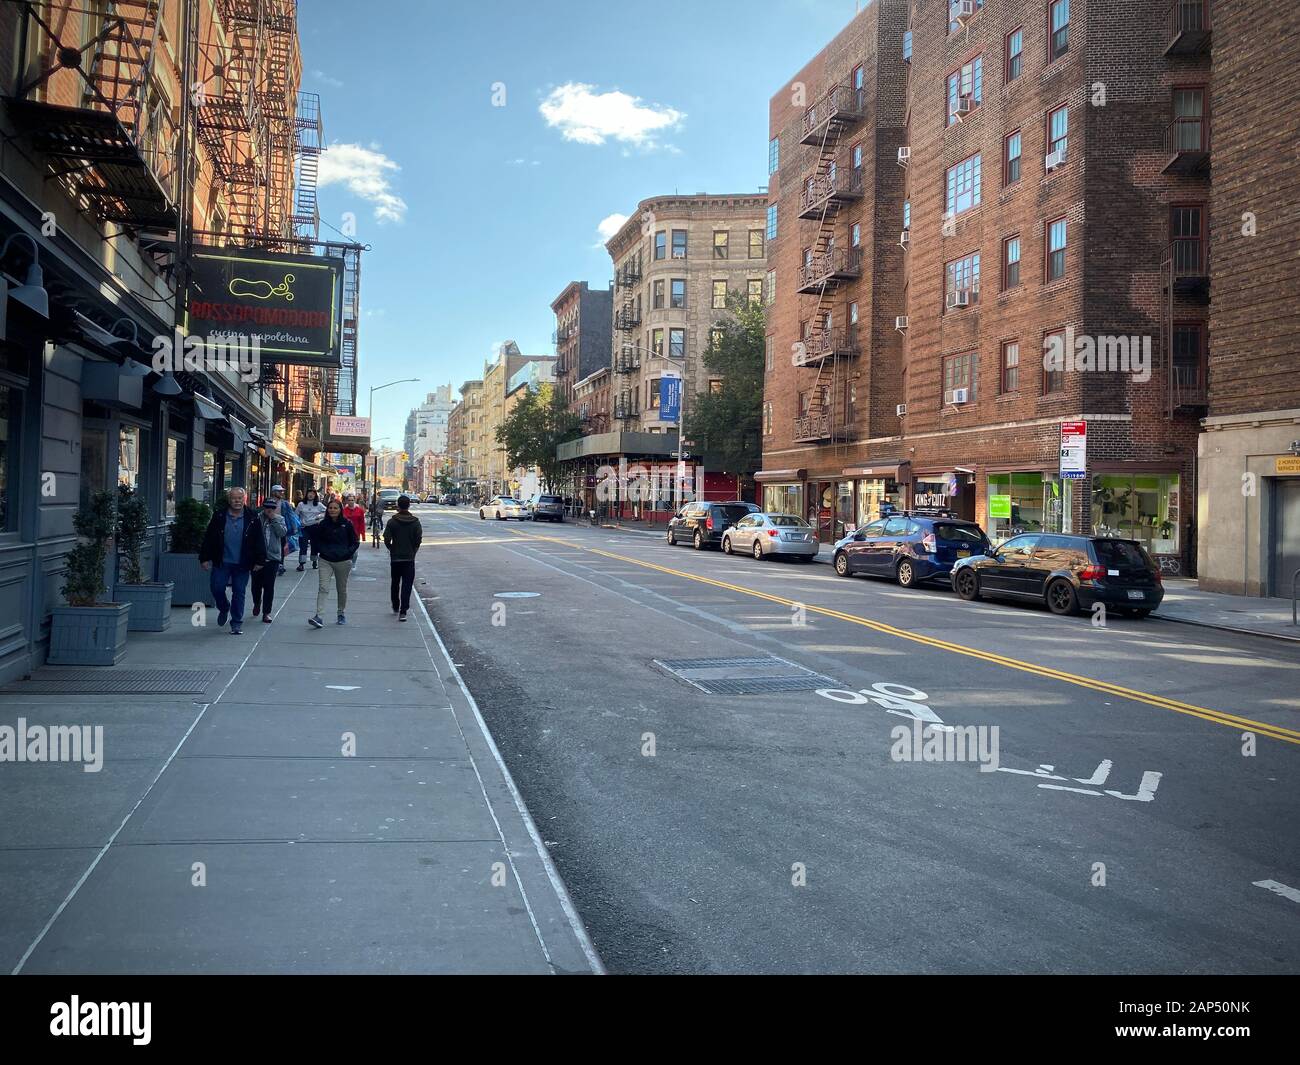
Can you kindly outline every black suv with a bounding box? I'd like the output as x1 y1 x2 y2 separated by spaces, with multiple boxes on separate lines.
832 514 990 587
950 534 1164 617
526 493 565 522
666 501 760 550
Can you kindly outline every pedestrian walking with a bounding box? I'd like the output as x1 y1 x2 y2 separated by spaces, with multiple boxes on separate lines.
306 498 358 628
383 493 422 622
250 496 288 623
368 492 384 548
295 487 325 570
342 493 367 570
197 486 267 635
268 483 300 575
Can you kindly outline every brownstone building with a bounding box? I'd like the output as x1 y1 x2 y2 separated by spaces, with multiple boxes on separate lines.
551 280 612 421
1199 0 1300 596
761 0 1211 573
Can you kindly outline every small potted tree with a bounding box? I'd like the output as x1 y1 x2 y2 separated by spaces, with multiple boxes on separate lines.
158 496 214 607
49 490 132 665
113 483 174 630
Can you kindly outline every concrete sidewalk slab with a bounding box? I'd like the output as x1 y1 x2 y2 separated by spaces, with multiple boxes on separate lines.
220 664 446 706
1154 581 1300 642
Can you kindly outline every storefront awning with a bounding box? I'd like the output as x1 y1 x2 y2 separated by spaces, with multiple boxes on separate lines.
754 469 807 482
192 394 224 422
841 462 909 479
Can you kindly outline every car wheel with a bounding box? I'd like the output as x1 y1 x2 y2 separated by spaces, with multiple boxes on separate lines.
954 568 980 601
693 530 704 550
666 528 676 546
479 510 485 520
896 559 916 588
722 535 733 555
834 552 851 577
752 540 763 560
1046 579 1080 616
497 512 505 521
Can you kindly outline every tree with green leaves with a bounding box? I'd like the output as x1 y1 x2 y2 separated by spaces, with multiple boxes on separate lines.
683 293 764 475
495 382 581 492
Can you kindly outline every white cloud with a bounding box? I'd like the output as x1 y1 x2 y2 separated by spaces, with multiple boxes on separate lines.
318 142 407 224
311 69 344 88
539 83 684 150
595 213 629 246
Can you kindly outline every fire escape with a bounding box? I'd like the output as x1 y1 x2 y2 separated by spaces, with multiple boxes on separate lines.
613 254 642 425
5 0 178 230
794 82 865 443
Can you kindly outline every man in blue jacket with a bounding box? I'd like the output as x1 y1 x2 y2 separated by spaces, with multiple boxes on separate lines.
198 487 268 635
269 484 300 575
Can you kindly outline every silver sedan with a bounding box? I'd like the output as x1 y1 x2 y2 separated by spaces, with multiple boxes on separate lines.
722 513 819 561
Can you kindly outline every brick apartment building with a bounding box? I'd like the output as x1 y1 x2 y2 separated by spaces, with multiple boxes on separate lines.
760 0 1211 574
1198 0 1300 596
551 280 613 422
449 378 484 493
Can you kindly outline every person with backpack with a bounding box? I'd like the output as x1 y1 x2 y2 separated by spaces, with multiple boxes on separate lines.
383 494 423 622
342 492 367 570
268 484 300 575
197 487 267 635
305 497 358 628
295 487 326 570
250 495 288 623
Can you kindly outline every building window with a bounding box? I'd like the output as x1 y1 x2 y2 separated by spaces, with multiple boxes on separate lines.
1046 217 1067 281
1002 234 1021 289
669 328 686 358
747 278 763 307
1091 473 1180 554
945 153 981 216
768 136 780 175
852 64 864 93
943 352 977 402
709 378 723 394
1043 328 1066 393
652 328 665 357
653 279 665 309
948 0 984 33
1173 88 1205 150
763 402 773 435
944 252 981 308
1049 0 1069 63
1003 129 1021 185
946 55 983 126
765 335 774 372
765 269 776 305
710 328 724 353
649 378 661 410
849 301 859 325
766 205 778 241
1000 340 1020 393
165 435 182 518
1047 104 1068 159
654 231 666 260
671 279 686 308
1006 27 1023 81
712 280 728 309
903 200 911 230
714 231 729 259
118 424 143 490
671 229 688 259
852 142 863 169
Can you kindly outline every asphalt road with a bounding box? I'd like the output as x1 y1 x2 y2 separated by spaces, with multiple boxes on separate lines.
410 504 1300 974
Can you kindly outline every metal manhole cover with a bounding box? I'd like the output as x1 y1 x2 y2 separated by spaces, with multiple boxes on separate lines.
653 655 837 696
5 669 220 695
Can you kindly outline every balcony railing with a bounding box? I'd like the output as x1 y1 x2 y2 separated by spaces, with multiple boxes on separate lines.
615 308 642 331
1165 0 1211 57
614 402 641 420
1162 238 1210 297
793 412 832 442
798 167 865 219
1162 116 1209 175
799 84 866 146
616 263 642 288
797 247 863 293
1171 360 1208 409
797 329 858 364
615 353 641 374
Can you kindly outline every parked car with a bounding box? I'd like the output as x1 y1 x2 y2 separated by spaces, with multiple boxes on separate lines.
525 493 565 522
378 488 402 511
950 533 1164 617
832 514 990 587
722 513 819 561
666 500 761 550
479 496 526 521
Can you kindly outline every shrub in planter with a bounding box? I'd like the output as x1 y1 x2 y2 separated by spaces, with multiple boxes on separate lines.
51 490 131 666
113 483 173 631
159 496 214 608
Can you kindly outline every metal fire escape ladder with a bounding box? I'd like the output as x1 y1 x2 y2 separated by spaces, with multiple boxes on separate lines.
804 106 842 444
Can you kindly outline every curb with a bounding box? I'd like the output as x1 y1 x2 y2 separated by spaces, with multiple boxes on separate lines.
1149 613 1300 644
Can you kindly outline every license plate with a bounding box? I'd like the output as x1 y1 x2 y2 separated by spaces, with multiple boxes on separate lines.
957 550 970 557
1127 589 1145 600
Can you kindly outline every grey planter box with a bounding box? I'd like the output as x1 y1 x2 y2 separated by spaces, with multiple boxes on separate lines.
115 581 174 631
158 552 214 608
48 603 132 666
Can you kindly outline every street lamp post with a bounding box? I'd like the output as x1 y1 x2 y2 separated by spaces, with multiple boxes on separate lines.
367 378 418 496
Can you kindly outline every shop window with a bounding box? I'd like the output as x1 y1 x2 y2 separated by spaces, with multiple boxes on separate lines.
165 435 183 518
987 472 1073 542
856 478 902 526
763 483 804 516
1091 473 1180 554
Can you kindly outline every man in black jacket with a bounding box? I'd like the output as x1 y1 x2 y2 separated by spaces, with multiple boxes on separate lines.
383 494 423 621
198 487 267 635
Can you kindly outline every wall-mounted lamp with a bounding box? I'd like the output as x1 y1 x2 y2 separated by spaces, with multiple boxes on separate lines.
0 233 49 319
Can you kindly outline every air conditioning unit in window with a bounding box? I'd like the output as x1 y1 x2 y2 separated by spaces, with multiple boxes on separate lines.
897 146 911 167
1045 147 1066 172
952 0 976 23
946 289 971 310
949 387 970 404
899 229 910 249
952 96 974 121
896 403 908 417
895 315 909 331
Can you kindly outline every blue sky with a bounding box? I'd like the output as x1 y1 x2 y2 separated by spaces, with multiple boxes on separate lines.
301 0 863 446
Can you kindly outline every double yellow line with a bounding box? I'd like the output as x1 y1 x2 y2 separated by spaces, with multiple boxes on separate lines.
500 525 1300 746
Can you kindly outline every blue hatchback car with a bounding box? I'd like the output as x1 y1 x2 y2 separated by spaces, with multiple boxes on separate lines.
831 513 991 588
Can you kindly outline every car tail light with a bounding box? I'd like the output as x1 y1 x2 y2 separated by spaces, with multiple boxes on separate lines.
921 533 936 553
1152 568 1162 583
705 515 714 530
767 529 779 537
1079 564 1105 581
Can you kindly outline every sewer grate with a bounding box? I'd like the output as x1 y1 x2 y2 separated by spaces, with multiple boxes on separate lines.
5 669 220 695
653 655 837 696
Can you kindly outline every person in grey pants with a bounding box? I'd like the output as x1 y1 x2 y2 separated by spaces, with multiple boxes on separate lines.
305 498 359 627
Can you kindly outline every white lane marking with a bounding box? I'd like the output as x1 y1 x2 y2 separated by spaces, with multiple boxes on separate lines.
1253 879 1300 904
11 567 309 974
413 587 604 975
326 685 360 691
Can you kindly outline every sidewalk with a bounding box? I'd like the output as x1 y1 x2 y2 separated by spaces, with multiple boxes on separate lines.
594 521 1300 643
0 546 599 974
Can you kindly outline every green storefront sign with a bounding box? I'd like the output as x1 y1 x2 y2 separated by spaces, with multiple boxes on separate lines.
989 495 1012 519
